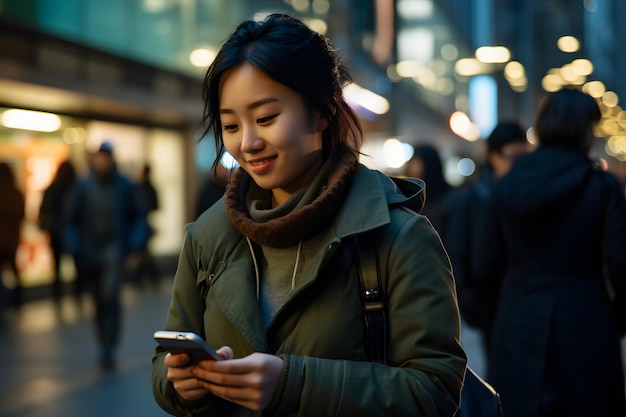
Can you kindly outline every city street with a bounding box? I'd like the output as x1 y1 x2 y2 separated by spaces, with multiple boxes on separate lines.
0 282 172 417
0 278 489 417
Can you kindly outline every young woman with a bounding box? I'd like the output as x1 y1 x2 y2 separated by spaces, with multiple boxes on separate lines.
152 14 466 416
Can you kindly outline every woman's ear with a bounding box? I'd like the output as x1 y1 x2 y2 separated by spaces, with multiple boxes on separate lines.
317 115 330 133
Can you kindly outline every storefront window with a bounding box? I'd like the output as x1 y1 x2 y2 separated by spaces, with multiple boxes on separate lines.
0 110 185 289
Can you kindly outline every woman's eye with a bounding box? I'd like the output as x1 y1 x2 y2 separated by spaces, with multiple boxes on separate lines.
257 114 277 124
222 124 238 132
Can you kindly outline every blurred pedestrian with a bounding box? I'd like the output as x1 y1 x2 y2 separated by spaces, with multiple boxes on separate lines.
403 143 453 238
65 142 149 370
0 163 25 306
152 13 465 416
445 121 530 350
480 87 626 417
195 162 230 218
129 163 160 288
39 160 78 301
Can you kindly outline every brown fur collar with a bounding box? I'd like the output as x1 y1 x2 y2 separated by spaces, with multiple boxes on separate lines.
225 154 358 248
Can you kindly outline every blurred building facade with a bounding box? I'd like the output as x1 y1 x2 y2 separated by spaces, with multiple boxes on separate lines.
1 0 624 291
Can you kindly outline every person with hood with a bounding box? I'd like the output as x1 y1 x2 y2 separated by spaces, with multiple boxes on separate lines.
151 14 466 417
65 142 149 369
479 87 626 417
445 121 530 352
403 144 453 238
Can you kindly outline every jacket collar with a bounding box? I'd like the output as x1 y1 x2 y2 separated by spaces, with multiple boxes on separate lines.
332 165 425 239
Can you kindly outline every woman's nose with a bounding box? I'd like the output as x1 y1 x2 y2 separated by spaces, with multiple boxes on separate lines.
240 126 264 153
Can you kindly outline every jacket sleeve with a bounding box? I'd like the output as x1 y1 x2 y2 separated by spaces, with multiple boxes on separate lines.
602 174 626 335
151 232 233 416
272 214 467 417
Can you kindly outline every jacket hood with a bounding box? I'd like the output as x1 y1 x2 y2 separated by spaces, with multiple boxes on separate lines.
493 146 595 217
331 166 425 238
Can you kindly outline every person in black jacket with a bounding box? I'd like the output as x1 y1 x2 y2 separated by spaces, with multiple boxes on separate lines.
479 87 626 417
445 122 530 351
40 160 77 300
65 143 150 369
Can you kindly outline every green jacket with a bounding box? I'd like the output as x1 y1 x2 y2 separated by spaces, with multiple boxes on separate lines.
152 165 466 416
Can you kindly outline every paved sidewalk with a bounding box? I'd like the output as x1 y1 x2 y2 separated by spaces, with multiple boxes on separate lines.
0 283 172 417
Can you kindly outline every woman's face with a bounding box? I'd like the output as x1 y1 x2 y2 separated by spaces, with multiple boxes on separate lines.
219 63 325 206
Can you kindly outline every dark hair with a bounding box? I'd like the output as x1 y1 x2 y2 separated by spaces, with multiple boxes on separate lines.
534 87 601 153
201 13 362 173
487 121 527 153
411 144 450 199
54 160 76 185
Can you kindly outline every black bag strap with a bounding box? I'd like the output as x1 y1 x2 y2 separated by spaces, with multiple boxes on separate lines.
353 234 503 417
353 235 387 364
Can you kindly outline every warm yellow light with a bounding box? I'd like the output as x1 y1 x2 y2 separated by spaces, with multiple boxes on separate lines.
557 36 580 53
508 75 527 88
292 0 309 13
602 91 619 107
541 74 564 92
607 136 626 154
396 60 422 78
583 80 606 98
504 61 525 80
450 111 470 133
343 83 390 115
1 109 62 132
475 46 510 63
303 18 327 35
455 58 491 76
449 111 480 141
189 48 215 67
560 65 579 83
571 59 593 76
312 0 330 14
383 138 414 169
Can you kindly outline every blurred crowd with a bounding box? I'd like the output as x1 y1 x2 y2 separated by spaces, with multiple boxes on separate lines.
403 87 626 416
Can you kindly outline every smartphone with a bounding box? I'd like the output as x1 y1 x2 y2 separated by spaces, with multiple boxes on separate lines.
153 330 222 361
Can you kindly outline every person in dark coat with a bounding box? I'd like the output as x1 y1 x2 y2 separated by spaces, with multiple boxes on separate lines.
403 144 453 238
0 163 25 305
39 160 77 300
445 121 530 351
479 87 626 417
65 142 150 369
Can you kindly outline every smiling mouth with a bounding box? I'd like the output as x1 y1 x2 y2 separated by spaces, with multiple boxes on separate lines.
248 156 276 166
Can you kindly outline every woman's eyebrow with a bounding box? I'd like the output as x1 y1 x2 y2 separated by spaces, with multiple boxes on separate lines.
220 97 279 114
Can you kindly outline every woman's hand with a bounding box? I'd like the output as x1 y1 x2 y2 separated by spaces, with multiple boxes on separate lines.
191 348 285 411
164 352 211 401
